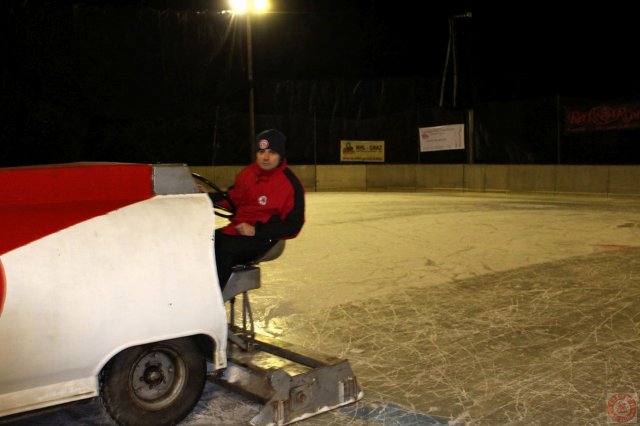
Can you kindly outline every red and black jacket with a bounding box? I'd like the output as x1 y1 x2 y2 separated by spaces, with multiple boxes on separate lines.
213 160 305 239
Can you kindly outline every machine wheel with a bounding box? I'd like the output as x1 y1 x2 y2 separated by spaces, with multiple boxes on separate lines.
100 337 206 426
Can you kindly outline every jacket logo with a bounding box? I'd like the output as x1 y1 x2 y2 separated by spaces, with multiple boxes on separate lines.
258 195 267 205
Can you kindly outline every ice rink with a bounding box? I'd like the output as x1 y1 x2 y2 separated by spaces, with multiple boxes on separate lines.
3 191 640 425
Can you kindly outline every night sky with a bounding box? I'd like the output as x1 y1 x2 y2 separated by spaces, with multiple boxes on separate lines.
5 1 637 99
139 0 639 100
1 1 638 166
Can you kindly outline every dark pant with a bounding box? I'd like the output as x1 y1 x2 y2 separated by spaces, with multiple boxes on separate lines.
214 229 276 289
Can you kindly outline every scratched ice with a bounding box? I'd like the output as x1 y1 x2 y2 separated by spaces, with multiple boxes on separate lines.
3 192 639 425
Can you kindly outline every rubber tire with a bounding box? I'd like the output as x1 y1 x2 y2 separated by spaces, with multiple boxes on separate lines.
100 337 206 426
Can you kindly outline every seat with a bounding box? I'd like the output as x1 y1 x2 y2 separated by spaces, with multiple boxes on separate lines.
221 240 285 302
222 240 286 350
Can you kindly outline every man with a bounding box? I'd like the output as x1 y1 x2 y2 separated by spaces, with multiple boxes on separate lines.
209 129 305 289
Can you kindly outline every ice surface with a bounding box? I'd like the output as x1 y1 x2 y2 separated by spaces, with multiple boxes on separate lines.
3 192 639 425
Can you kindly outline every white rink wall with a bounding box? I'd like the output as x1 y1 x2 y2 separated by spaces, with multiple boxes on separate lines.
192 164 640 197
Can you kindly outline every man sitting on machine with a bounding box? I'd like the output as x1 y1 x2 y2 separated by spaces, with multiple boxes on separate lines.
203 129 306 290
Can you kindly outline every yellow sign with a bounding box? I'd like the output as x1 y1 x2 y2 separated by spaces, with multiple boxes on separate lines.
340 140 385 162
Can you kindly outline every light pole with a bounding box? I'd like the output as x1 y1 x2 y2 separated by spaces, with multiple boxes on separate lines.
246 12 255 161
228 0 269 161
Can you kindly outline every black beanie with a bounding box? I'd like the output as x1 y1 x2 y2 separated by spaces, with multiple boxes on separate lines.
256 129 286 158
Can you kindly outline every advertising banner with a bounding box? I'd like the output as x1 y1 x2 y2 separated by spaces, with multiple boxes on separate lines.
340 140 385 162
565 102 640 133
418 124 465 152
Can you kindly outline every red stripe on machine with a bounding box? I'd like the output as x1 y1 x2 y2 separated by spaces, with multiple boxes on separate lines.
0 163 154 255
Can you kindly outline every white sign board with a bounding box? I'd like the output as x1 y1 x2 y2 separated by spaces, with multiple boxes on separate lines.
419 124 465 152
